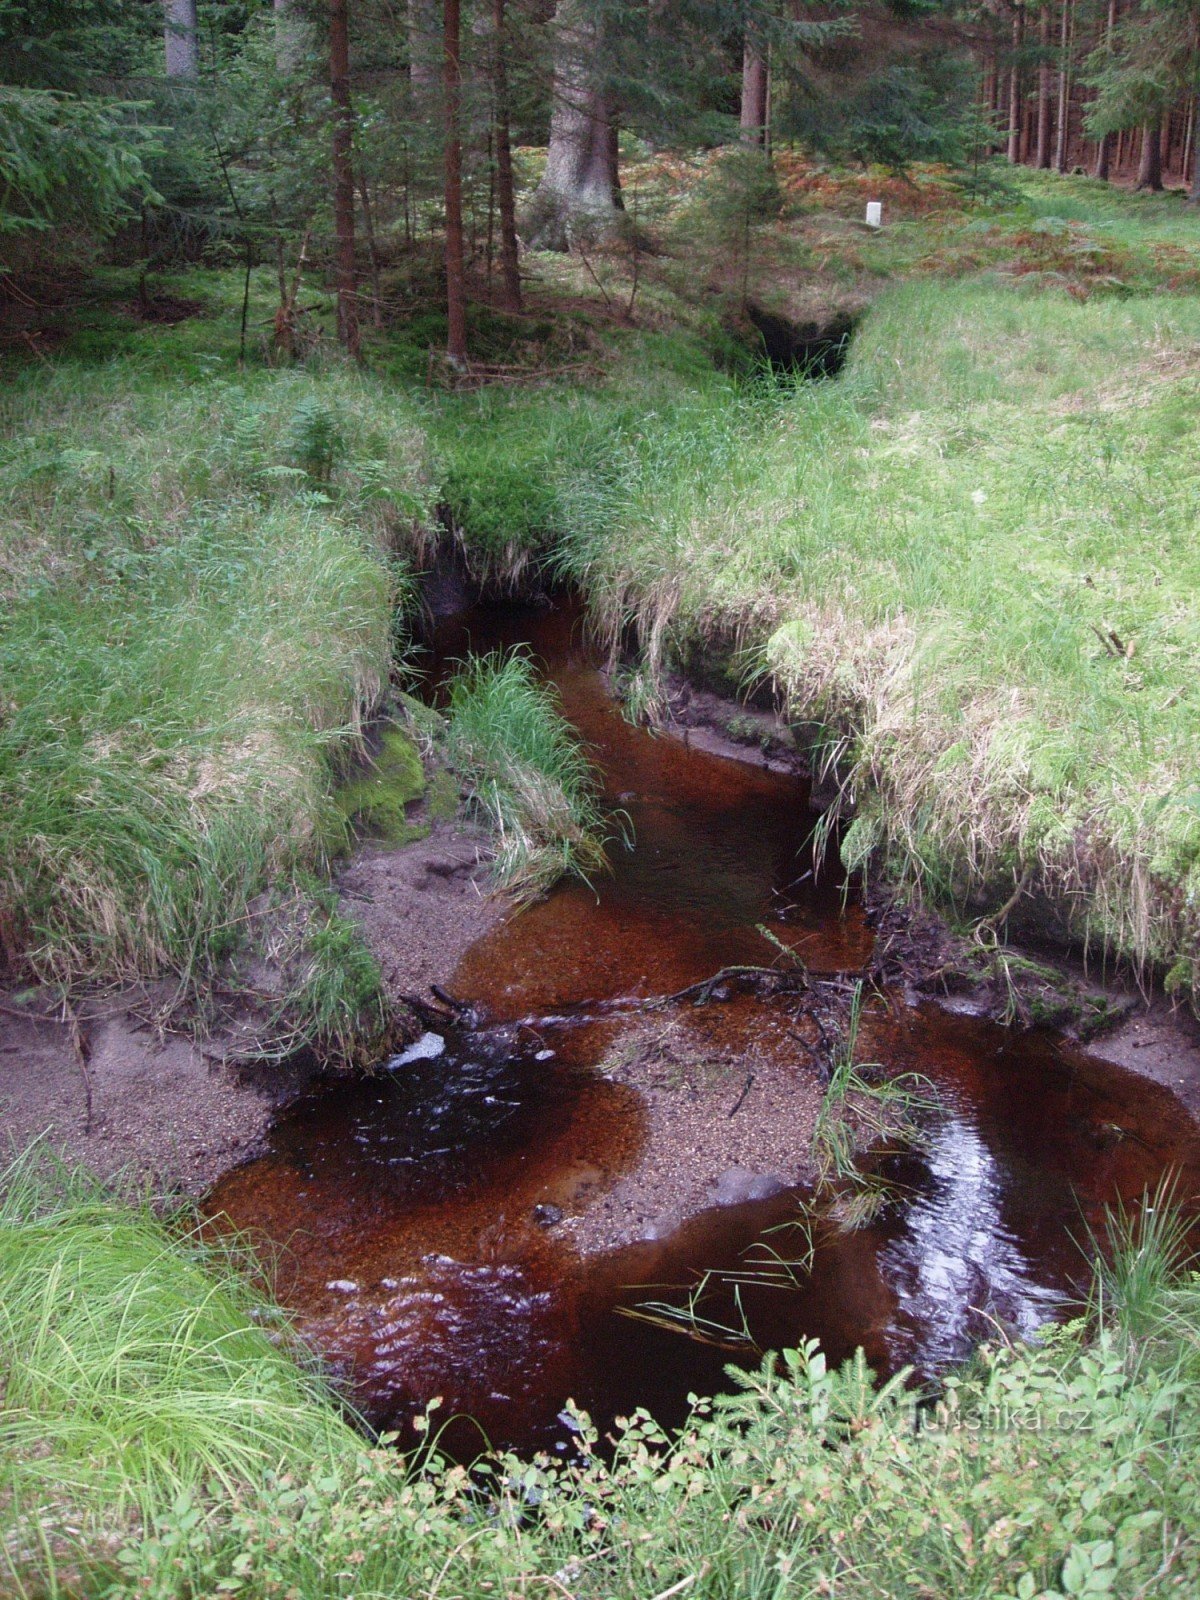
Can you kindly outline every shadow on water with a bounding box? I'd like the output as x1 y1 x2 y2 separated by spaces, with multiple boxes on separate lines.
207 595 1200 1459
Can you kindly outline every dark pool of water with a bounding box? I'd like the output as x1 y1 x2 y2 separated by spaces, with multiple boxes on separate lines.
208 596 1200 1458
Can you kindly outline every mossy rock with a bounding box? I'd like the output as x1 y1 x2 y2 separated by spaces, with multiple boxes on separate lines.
425 766 460 824
336 726 426 844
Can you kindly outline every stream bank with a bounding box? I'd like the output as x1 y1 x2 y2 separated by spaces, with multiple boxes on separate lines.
207 591 1200 1461
0 815 504 1194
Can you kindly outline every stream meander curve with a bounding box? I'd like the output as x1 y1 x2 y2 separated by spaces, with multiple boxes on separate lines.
207 595 1200 1459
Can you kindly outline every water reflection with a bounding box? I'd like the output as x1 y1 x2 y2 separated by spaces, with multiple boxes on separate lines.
206 596 1200 1456
881 1113 1067 1367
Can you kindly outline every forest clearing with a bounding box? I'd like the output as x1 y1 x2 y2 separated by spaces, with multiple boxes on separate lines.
4 1 1200 1595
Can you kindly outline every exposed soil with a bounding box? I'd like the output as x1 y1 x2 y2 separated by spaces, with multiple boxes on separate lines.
335 822 502 1006
555 998 826 1255
0 986 316 1195
0 820 503 1195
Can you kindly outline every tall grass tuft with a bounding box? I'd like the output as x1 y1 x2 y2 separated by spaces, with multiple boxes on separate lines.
1089 1172 1197 1340
0 1148 362 1591
444 650 614 899
0 358 434 1024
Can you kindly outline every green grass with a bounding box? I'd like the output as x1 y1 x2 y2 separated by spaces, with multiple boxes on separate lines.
3 1151 1198 1599
0 1149 364 1592
443 649 614 898
0 345 434 1046
522 279 1200 1000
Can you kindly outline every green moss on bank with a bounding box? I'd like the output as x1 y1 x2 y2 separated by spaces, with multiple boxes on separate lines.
335 724 426 844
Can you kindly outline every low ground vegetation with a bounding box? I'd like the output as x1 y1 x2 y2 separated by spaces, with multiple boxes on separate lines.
0 343 433 1048
2 1154 1197 1599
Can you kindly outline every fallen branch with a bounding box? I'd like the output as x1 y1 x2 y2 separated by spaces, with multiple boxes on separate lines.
728 1072 755 1117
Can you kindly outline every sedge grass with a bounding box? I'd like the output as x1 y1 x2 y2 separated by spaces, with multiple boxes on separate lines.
0 356 433 1030
4 1147 1200 1599
443 649 615 898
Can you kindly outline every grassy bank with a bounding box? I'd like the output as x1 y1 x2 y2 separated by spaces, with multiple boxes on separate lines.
425 206 1200 997
0 346 433 1045
3 1155 1197 1598
543 281 1200 995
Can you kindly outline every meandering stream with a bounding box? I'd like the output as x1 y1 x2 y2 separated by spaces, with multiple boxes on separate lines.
208 596 1200 1458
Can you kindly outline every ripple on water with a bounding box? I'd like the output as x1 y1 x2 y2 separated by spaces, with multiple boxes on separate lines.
207 596 1200 1457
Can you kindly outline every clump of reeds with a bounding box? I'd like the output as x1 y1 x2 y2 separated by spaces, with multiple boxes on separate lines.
444 649 614 899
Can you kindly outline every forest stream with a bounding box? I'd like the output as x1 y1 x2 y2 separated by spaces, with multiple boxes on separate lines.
207 596 1200 1460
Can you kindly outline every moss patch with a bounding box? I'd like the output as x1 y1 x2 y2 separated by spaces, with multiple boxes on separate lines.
425 766 461 824
336 726 426 844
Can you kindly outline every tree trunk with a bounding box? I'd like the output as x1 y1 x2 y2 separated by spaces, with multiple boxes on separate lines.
1007 3 1024 163
1093 42 1113 175
1136 120 1163 190
523 0 623 251
1035 6 1052 168
740 40 768 145
1054 0 1073 172
1189 92 1200 200
492 0 522 311
443 0 468 365
329 0 361 358
164 0 198 78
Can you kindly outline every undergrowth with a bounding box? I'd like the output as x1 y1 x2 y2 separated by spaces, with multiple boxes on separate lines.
443 649 613 898
0 355 434 1039
2 1151 1198 1599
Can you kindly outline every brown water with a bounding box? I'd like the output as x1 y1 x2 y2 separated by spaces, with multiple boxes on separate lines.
208 596 1200 1458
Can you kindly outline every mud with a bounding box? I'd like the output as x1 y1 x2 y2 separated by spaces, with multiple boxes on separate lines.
0 818 502 1193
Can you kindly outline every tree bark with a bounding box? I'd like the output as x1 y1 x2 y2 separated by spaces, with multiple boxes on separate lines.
329 0 361 358
1054 0 1073 172
1035 5 1052 168
492 0 522 311
1007 3 1025 163
164 0 198 79
443 0 468 365
740 40 768 145
1136 119 1163 189
523 0 623 251
1189 93 1200 200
